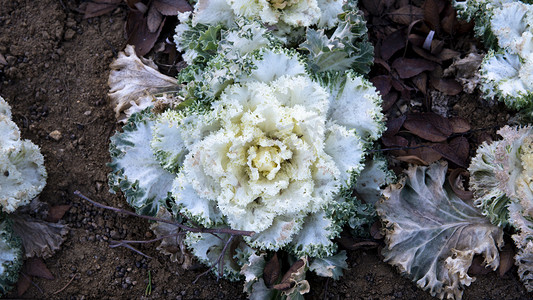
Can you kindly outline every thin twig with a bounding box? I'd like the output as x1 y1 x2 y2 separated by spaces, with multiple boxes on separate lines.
52 274 77 295
74 191 254 237
193 235 236 283
109 241 153 259
21 272 44 295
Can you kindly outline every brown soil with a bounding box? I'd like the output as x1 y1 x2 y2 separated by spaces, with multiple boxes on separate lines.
0 0 531 299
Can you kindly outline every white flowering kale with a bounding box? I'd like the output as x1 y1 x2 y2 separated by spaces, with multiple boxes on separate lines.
469 125 533 291
377 162 504 300
0 96 47 213
0 215 22 296
455 1 533 111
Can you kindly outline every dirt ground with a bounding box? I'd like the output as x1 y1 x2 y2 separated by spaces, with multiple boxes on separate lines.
0 0 532 299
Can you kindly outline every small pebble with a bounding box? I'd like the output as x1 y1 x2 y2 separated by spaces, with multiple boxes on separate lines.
49 130 62 141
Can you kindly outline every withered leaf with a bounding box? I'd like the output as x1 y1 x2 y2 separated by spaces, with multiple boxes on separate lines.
384 115 406 136
361 0 383 16
499 245 515 277
468 255 493 275
431 77 462 95
408 33 425 47
388 6 424 25
432 137 469 167
382 135 408 148
411 45 442 63
438 48 461 61
381 29 406 60
25 258 54 280
0 53 7 65
412 72 428 94
83 0 121 19
336 236 379 250
448 168 473 201
392 57 437 78
126 10 166 56
46 205 71 223
449 117 471 133
263 253 281 288
153 0 193 15
403 112 452 142
17 273 32 297
407 143 442 165
441 4 457 34
370 221 384 240
423 0 445 31
396 155 430 166
374 58 391 72
147 5 163 33
382 91 398 111
272 259 305 291
370 75 392 96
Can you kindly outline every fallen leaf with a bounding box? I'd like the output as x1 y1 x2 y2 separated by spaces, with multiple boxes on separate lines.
370 222 384 240
370 75 392 96
388 6 424 25
384 115 406 136
382 135 408 148
411 45 442 63
272 259 305 291
412 72 428 94
147 5 163 33
438 48 461 61
407 144 442 165
396 155 430 165
468 255 492 275
392 57 437 78
381 29 406 60
382 91 398 111
449 117 471 133
25 258 54 280
46 205 71 223
126 10 165 56
424 0 445 32
263 253 281 288
448 168 473 201
408 33 425 47
17 273 32 297
431 77 462 95
498 245 515 277
403 112 452 142
0 53 7 65
374 58 391 72
83 0 121 19
153 0 192 15
441 4 457 34
432 137 469 167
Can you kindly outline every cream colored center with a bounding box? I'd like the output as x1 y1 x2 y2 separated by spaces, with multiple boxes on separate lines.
268 0 299 9
252 146 281 173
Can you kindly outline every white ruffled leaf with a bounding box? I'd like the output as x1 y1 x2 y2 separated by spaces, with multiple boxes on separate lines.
309 250 348 280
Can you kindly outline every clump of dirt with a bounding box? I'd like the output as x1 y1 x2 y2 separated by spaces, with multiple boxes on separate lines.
0 0 531 299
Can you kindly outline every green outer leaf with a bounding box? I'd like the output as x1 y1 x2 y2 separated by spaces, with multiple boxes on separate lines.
377 162 503 300
309 250 348 280
0 215 22 296
108 110 175 216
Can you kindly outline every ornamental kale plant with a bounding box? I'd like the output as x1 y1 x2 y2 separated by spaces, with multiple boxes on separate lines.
107 1 384 298
469 125 533 292
454 0 533 113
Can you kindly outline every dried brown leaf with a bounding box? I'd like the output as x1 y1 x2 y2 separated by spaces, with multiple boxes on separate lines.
272 259 305 291
382 91 398 111
449 117 471 133
83 0 121 19
424 0 445 31
384 115 406 136
411 45 442 63
392 57 437 79
46 205 71 223
396 155 430 165
154 0 193 15
388 6 424 25
0 53 7 65
126 10 165 56
361 0 383 16
407 144 442 165
498 245 515 277
374 58 391 72
468 255 492 275
263 253 281 288
25 258 54 280
17 272 31 297
370 75 392 96
404 112 452 142
441 4 457 34
431 77 462 95
147 5 163 33
412 72 428 94
371 221 384 240
432 137 469 167
382 135 409 147
381 29 406 60
438 48 461 61
448 168 473 201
